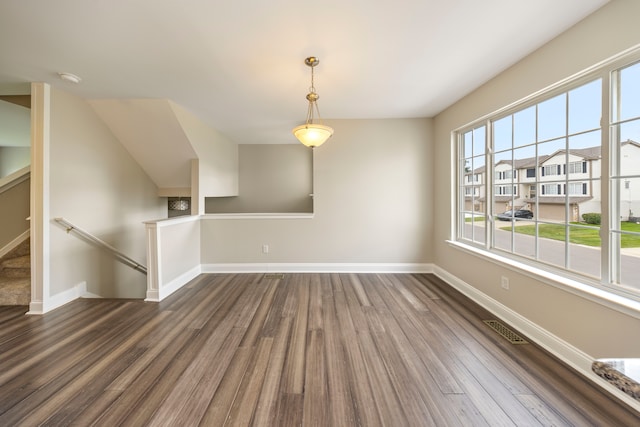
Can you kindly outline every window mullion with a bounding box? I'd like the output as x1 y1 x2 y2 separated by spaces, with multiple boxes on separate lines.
564 94 571 271
486 119 493 250
602 70 613 285
457 135 464 241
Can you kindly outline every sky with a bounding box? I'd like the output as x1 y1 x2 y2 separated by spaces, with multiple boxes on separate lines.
463 60 640 174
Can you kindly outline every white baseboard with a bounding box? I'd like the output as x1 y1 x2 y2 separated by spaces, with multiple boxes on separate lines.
431 265 640 413
80 292 104 299
145 289 160 302
42 281 88 314
26 300 43 315
146 265 201 302
202 262 433 274
0 230 29 259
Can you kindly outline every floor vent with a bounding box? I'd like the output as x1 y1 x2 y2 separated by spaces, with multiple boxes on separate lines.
483 320 528 345
264 273 285 280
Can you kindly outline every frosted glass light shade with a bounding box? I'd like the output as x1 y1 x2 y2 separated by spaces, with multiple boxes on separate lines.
292 124 334 148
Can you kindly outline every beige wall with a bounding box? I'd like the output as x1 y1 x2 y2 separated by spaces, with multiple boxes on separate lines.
433 0 640 357
171 102 239 199
49 88 166 298
0 147 30 178
202 118 433 264
0 178 29 249
205 144 313 213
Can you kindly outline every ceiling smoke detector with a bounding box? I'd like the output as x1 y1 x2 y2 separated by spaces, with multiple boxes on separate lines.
58 72 82 84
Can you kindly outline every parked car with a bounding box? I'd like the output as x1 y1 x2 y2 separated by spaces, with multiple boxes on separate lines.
496 209 534 221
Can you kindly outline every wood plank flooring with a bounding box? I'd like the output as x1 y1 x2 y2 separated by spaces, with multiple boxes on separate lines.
0 273 638 426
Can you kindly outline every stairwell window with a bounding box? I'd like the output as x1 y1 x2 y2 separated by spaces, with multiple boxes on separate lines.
456 49 640 300
611 60 640 287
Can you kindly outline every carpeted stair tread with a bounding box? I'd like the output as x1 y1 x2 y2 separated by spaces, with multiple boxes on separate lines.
2 255 30 270
3 240 30 258
0 277 30 305
0 268 30 279
0 255 30 279
0 237 31 305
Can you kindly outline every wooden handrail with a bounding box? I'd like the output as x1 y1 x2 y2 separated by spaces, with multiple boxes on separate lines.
54 217 147 275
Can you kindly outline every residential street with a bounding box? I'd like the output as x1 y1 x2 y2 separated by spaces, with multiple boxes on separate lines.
464 222 640 290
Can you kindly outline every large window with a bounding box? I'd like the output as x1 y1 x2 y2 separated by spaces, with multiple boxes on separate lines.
611 60 640 288
457 53 640 298
460 126 487 244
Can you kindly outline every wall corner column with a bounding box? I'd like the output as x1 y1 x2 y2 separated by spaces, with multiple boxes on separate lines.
191 158 204 215
27 82 50 315
144 221 161 301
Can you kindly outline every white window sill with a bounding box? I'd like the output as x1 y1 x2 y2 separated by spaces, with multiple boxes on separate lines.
447 240 640 320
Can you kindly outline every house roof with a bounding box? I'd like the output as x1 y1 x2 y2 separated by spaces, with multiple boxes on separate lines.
465 165 486 175
542 146 601 163
622 139 640 149
495 140 640 169
496 156 550 169
495 146 602 169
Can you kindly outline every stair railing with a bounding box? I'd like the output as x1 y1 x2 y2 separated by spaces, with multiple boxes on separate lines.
54 217 147 275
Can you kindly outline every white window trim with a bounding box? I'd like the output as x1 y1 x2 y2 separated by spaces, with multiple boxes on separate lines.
447 239 640 320
453 43 640 309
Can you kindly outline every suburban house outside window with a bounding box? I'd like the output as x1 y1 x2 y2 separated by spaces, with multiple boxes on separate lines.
460 125 487 244
457 51 640 300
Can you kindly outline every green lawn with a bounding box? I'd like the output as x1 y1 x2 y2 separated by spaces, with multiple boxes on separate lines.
465 216 486 222
502 221 640 247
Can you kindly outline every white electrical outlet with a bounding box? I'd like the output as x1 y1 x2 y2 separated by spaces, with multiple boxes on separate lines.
262 244 269 254
501 276 510 290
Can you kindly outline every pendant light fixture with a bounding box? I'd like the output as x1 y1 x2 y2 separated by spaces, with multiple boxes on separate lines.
292 57 334 148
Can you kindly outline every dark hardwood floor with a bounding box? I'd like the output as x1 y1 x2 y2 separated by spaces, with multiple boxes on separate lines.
0 273 638 426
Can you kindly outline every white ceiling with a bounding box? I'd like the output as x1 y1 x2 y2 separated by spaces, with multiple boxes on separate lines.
0 0 608 145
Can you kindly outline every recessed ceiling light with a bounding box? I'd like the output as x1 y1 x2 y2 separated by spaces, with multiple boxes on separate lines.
58 72 82 84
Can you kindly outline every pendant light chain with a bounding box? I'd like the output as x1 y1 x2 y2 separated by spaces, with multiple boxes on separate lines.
309 64 316 94
306 97 314 124
307 62 317 124
292 56 334 148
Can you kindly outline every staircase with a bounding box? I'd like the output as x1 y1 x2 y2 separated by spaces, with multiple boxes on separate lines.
0 239 30 305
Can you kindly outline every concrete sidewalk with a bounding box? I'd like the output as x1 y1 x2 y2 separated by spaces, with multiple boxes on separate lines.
464 222 640 289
